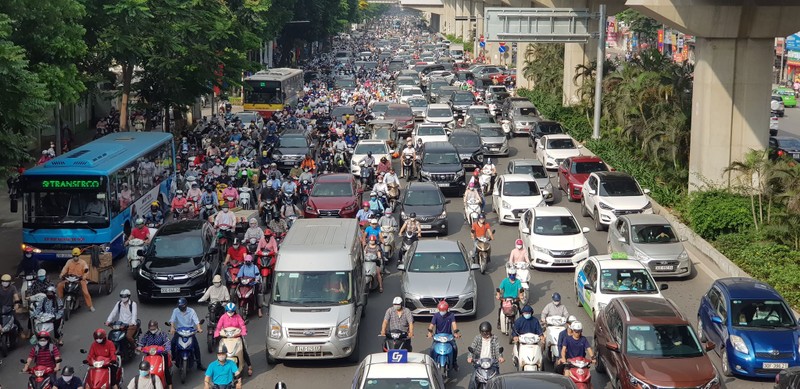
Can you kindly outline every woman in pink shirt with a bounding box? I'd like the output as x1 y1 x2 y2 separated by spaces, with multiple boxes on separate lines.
508 239 530 266
215 303 252 376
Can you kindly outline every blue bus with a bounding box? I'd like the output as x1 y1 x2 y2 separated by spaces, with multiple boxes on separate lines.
20 132 175 262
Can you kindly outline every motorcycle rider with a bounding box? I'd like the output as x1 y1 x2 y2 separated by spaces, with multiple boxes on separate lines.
467 322 505 365
426 301 461 371
54 366 84 389
28 268 53 302
496 268 524 332
22 331 62 381
279 194 302 220
214 303 253 376
558 321 595 377
204 346 241 389
380 297 414 349
128 218 152 244
288 162 303 181
511 305 544 370
384 168 400 187
242 218 263 243
554 315 579 360
481 158 497 193
223 238 247 282
221 184 239 207
368 192 384 215
355 202 372 226
469 213 494 260
540 293 570 325
400 140 416 178
267 214 289 239
128 360 164 389
300 153 316 172
170 190 187 215
56 249 94 312
257 229 279 257
463 182 482 217
31 286 64 345
376 157 391 175
214 204 237 242
89 329 120 389
508 239 530 266
145 201 165 226
169 298 204 371
137 320 172 389
298 167 314 184
17 246 40 279
234 255 263 318
105 289 139 351
364 236 384 293
280 176 298 204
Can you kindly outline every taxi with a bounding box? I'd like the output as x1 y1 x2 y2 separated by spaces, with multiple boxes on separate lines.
574 252 669 321
352 351 445 389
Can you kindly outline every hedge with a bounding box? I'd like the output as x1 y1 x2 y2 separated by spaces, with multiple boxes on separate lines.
684 190 754 241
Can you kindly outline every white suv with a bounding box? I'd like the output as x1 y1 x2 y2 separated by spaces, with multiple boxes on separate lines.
581 171 652 231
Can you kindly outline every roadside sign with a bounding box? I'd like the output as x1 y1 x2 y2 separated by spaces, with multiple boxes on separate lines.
498 45 507 53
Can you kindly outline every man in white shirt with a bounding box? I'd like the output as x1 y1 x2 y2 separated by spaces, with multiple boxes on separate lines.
105 289 139 350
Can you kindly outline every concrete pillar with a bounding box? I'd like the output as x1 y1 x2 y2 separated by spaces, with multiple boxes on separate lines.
563 15 598 106
516 43 534 89
456 0 465 38
474 1 484 60
688 38 772 189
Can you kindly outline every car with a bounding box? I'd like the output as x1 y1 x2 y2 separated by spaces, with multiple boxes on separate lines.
574 253 668 321
418 141 466 196
581 171 653 231
527 120 565 147
535 134 583 170
491 174 548 224
448 90 476 117
406 97 428 120
769 136 800 162
595 297 719 389
486 372 578 388
384 103 415 137
426 80 451 103
464 113 497 132
366 120 398 150
136 220 220 300
464 105 490 123
507 100 539 135
398 86 425 104
436 86 461 104
398 182 449 235
371 101 392 119
773 87 797 108
472 65 504 77
697 277 800 378
776 367 800 389
506 159 554 203
424 103 455 128
398 239 479 316
518 206 590 269
413 123 449 145
353 352 445 389
334 76 356 91
483 85 509 102
771 95 786 117
233 111 264 130
607 214 693 278
476 123 509 156
330 105 356 121
350 139 392 176
557 156 609 202
274 129 315 171
303 173 362 218
448 129 485 170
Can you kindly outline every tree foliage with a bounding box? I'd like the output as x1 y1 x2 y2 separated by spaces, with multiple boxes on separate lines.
616 9 660 44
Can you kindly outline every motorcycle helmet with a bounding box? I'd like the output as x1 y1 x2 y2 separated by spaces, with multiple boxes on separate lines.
384 209 392 215
567 315 577 324
275 383 288 389
507 268 517 275
24 246 34 256
139 361 151 371
473 168 480 176
176 190 184 196
71 247 82 256
218 345 229 355
479 321 492 334
224 302 236 312
232 238 240 247
570 321 583 332
468 182 475 189
367 151 373 157
408 212 416 219
177 297 188 308
37 268 46 277
478 213 486 220
148 320 159 330
369 218 378 225
212 275 222 285
437 300 449 312
46 286 56 295
362 201 370 208
135 218 145 226
249 218 258 226
244 255 254 263
62 366 75 376
93 328 107 341
515 239 523 248
380 157 387 162
264 228 273 237
552 292 562 302
119 289 131 298
368 235 377 243
521 305 534 314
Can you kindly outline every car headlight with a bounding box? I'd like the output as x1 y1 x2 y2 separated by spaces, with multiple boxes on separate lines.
544 182 553 191
578 243 589 252
455 169 464 179
633 248 649 261
678 251 689 261
436 210 447 220
643 201 652 210
629 373 652 389
598 302 608 312
269 318 282 339
187 266 206 278
730 335 749 354
337 317 351 338
400 211 408 220
532 245 550 255
598 202 613 211
139 269 153 280
502 200 511 209
702 373 720 389
419 170 431 178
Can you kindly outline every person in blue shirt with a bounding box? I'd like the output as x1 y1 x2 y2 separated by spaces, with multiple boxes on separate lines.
362 218 383 246
511 305 544 371
204 346 240 389
495 268 524 332
558 321 595 378
368 192 384 215
234 255 263 318
426 301 461 371
556 315 578 356
169 298 204 370
344 131 358 147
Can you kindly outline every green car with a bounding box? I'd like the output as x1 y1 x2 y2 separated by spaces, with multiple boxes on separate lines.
774 87 797 108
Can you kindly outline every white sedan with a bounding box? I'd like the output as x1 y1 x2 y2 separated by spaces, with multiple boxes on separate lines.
535 134 583 170
491 174 547 224
518 206 590 269
350 139 391 177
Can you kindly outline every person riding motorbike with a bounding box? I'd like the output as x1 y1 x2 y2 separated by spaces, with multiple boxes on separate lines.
467 322 504 365
22 331 62 381
512 305 544 369
470 214 494 260
481 158 497 193
242 218 263 243
362 218 384 247
540 293 570 325
288 162 303 181
372 176 388 201
267 214 289 238
204 346 241 389
105 289 139 351
257 229 279 257
376 157 391 175
300 154 316 172
198 275 231 306
89 328 120 389
127 218 152 245
187 182 203 203
145 201 165 226
221 185 239 206
234 256 263 318
54 366 83 389
399 212 422 238
344 130 358 147
427 301 461 371
368 192 384 215
214 204 237 241
280 177 297 203
497 268 524 328
169 298 204 371
508 239 530 266
17 246 40 279
356 202 372 226
280 195 302 220
128 360 164 389
364 236 384 293
558 321 595 377
56 249 94 312
223 238 247 281
137 320 172 388
384 168 400 186
31 286 64 345
298 167 314 184
380 296 414 349
463 182 482 213
214 303 253 376
29 268 53 297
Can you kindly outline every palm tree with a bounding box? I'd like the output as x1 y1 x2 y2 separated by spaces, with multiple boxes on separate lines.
724 149 772 230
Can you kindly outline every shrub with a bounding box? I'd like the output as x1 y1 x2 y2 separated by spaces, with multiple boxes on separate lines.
685 190 753 240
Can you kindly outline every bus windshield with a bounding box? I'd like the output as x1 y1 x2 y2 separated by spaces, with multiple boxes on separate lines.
22 176 109 227
245 80 283 105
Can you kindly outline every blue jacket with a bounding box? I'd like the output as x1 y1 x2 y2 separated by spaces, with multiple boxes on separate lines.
512 316 543 337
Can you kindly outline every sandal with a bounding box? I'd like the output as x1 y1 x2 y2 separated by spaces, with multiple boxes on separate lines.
379 288 384 293
248 367 253 376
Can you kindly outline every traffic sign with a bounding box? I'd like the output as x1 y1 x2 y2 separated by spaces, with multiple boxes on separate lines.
498 45 507 53
479 34 485 41
499 42 506 46
479 41 485 48
387 349 408 363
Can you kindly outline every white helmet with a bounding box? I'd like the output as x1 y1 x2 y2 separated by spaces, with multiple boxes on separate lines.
570 321 583 331
507 268 517 275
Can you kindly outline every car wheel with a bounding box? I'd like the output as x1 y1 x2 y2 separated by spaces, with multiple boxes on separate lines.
721 348 733 377
697 317 707 342
580 199 589 217
575 284 582 307
594 209 606 231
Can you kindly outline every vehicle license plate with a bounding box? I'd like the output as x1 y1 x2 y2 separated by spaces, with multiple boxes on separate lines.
654 266 674 271
429 308 439 314
296 345 321 352
436 182 449 187
764 362 788 369
555 259 573 264
160 287 180 294
490 148 500 151
56 253 72 258
793 153 799 159
420 224 432 230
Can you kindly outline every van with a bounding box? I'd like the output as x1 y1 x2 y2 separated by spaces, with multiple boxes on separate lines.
266 218 365 364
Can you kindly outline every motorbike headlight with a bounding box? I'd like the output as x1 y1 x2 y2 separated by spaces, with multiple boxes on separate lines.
337 317 352 338
730 335 749 354
628 373 652 389
502 200 511 209
436 211 447 220
400 211 408 220
269 318 282 339
598 202 613 211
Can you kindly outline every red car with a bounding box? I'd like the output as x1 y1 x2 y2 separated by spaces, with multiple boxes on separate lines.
558 156 609 201
303 174 362 218
490 70 516 85
384 103 415 137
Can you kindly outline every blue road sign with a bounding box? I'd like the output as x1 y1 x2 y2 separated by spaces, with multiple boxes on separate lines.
498 45 507 53
479 41 486 48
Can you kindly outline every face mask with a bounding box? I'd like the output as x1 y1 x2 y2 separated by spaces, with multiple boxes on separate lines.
509 275 516 281
222 209 229 213
213 282 221 287
393 304 401 311
481 332 491 339
179 306 187 312
62 375 73 382
149 329 158 334
227 311 234 317
96 339 104 344
72 257 79 261
217 355 227 362
523 313 532 320
1 282 9 288
553 301 560 306
121 297 129 303
38 340 48 347
515 245 522 250
439 310 447 315
139 370 149 377
38 276 46 281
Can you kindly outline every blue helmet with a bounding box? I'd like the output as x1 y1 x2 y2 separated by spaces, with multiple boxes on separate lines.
224 302 236 313
177 297 188 307
552 293 561 302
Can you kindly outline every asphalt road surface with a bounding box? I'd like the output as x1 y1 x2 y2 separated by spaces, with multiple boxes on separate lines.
0 135 777 389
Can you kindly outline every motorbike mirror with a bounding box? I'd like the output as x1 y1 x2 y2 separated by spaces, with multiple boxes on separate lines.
470 263 480 270
79 349 88 354
467 346 475 354
498 347 504 354
397 264 406 271
19 358 26 364
10 199 17 213
444 199 450 204
521 227 530 234
617 237 626 244
605 342 620 352
659 283 669 291
582 227 590 233
209 247 219 255
199 319 205 325
549 173 556 179
82 359 89 365
495 288 501 293
164 321 171 326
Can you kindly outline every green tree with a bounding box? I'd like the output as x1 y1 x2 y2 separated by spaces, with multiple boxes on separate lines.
522 43 564 97
616 9 660 45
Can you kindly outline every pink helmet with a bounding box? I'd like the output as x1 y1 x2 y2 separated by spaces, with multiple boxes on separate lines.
362 201 370 208
515 239 523 246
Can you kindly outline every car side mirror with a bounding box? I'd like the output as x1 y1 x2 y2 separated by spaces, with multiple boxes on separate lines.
583 283 594 292
470 263 480 270
588 189 596 196
397 264 405 271
680 237 688 242
445 199 451 204
541 190 550 199
549 173 556 178
492 188 499 196
582 227 590 233
467 346 475 354
643 188 651 194
659 283 669 291
208 247 219 255
711 315 723 324
521 227 530 235
704 341 716 352
618 237 626 244
606 342 620 352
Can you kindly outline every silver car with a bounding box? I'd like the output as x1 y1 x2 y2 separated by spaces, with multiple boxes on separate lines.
506 159 554 204
398 240 479 317
606 214 693 278
477 123 509 156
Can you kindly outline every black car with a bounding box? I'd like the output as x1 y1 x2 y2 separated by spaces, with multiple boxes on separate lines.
399 182 449 235
136 220 220 301
528 120 565 147
418 141 465 196
449 91 476 118
769 136 800 162
486 372 578 388
448 129 485 170
437 86 461 104
776 367 800 389
274 129 315 171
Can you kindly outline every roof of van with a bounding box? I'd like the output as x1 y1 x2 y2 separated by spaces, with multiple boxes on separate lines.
275 218 360 271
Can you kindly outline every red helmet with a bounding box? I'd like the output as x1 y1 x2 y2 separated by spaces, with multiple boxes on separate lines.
368 235 377 242
37 330 51 339
93 328 107 340
473 168 480 176
437 301 449 312
362 201 369 208
264 228 273 237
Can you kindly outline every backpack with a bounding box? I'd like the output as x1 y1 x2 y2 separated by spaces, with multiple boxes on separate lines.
134 375 157 389
33 343 56 364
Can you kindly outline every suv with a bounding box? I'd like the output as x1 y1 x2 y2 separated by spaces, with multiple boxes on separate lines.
595 297 719 389
448 90 475 118
399 182 449 235
448 129 484 170
274 129 315 171
528 120 565 147
581 172 652 231
418 141 465 196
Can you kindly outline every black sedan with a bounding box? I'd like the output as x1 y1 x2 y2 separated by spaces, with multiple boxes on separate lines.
769 136 800 162
136 220 220 301
399 182 449 236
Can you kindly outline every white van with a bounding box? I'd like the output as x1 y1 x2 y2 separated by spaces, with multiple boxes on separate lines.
266 218 365 364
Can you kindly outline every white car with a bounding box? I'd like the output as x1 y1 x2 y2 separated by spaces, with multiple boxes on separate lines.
398 86 424 104
574 253 668 320
535 134 583 170
580 171 653 231
518 206 590 269
424 103 455 127
353 352 444 389
413 123 449 145
491 174 547 224
350 139 392 177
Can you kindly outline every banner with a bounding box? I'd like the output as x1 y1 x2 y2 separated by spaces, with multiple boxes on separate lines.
787 50 800 67
658 29 664 53
786 34 800 52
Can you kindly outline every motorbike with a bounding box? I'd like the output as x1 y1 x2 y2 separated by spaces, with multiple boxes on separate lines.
514 333 542 372
256 250 276 292
380 226 396 263
32 312 56 342
260 198 278 225
206 301 224 353
108 321 140 363
544 315 568 363
298 180 312 206
431 333 455 379
364 252 380 292
499 297 518 339
382 329 412 352
245 238 259 256
475 236 492 275
19 273 36 311
401 154 415 179
169 319 204 384
0 306 18 357
218 327 246 377
61 275 83 321
201 204 217 221
127 238 146 276
509 262 531 304
235 277 258 319
464 198 481 225
360 163 375 189
20 360 54 389
387 184 400 210
565 357 592 389
81 354 122 389
141 345 169 389
500 119 512 138
239 187 252 210
174 206 188 221
467 346 502 389
224 195 237 209
479 170 494 195
399 230 417 264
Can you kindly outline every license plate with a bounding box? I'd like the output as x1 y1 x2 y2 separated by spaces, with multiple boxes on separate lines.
296 345 321 352
160 287 180 294
764 362 788 369
555 259 573 264
56 253 72 258
420 224 432 230
436 182 449 187
654 266 674 271
429 308 439 314
490 148 500 151
793 153 799 159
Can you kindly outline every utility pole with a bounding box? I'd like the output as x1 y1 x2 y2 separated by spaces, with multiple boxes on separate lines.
592 4 606 140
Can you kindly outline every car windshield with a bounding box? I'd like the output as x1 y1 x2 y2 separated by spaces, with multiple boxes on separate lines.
310 182 353 197
518 107 538 117
387 106 412 116
398 79 416 86
547 138 576 149
776 89 794 97
631 224 678 244
471 115 495 125
468 108 489 115
23 190 109 227
407 99 427 108
599 178 643 197
402 88 421 96
538 123 564 134
599 268 658 294
407 252 468 272
479 127 504 137
573 161 608 174
452 94 473 103
427 109 452 118
372 128 393 140
533 216 581 235
730 299 797 328
278 137 308 148
372 104 390 114
423 152 460 165
363 378 433 388
417 126 446 136
778 138 800 149
151 233 204 258
625 324 704 358
502 181 540 196
512 164 547 179
404 189 442 206
272 271 353 305
355 143 388 155
450 133 481 147
430 83 448 93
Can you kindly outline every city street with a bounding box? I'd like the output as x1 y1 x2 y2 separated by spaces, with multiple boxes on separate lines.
777 105 800 138
0 134 778 388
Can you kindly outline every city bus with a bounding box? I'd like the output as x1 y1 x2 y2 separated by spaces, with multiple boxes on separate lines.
242 68 304 117
18 132 175 262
